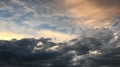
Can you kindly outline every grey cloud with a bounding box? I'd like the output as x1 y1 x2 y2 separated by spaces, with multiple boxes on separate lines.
0 0 120 66
0 28 120 67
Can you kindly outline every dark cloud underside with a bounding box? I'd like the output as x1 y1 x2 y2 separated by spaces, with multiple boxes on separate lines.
0 28 120 67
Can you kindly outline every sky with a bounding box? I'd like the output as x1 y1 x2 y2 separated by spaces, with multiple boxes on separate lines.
0 0 120 42
0 0 120 67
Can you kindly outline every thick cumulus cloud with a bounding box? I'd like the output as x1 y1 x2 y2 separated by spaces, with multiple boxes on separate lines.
0 28 120 67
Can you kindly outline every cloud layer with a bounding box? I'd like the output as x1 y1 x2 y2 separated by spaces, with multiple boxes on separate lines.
64 0 120 27
0 0 120 67
0 0 120 40
0 28 120 67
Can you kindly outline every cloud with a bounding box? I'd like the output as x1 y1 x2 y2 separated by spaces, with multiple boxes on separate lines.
0 0 119 38
0 19 77 41
0 28 119 67
0 2 120 67
0 0 78 37
63 0 120 26
35 30 77 42
1 0 120 26
90 0 120 9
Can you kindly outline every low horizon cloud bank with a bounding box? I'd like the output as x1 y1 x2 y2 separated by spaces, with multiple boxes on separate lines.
0 28 120 67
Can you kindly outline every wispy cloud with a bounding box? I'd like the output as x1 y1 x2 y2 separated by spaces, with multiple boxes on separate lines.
0 0 119 40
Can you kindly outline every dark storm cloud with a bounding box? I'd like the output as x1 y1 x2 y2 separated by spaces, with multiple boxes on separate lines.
0 28 120 67
0 38 61 66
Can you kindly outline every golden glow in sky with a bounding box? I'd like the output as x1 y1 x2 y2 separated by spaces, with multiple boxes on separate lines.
0 31 31 40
